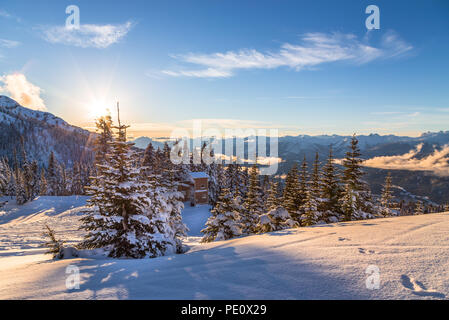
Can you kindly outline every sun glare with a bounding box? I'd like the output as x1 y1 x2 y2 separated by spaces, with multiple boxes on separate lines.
87 99 111 120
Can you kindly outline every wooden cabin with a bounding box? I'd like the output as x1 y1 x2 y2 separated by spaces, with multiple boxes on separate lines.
178 172 209 206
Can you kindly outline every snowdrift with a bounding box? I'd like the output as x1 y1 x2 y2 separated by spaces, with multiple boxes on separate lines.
0 196 448 299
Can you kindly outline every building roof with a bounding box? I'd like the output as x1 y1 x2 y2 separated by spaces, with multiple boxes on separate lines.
188 171 209 179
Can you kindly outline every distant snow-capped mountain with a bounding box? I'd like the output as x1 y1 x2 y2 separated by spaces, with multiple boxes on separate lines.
1 94 448 203
129 136 165 150
0 95 95 167
132 132 449 204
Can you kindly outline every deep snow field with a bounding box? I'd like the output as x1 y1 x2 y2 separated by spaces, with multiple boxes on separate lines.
0 196 448 300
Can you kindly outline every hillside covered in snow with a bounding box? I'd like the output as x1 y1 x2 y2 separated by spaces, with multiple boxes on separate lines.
0 95 95 167
0 196 448 299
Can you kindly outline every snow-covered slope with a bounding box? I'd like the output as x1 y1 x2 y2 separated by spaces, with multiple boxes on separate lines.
0 197 448 299
0 96 85 133
0 95 95 167
0 96 93 166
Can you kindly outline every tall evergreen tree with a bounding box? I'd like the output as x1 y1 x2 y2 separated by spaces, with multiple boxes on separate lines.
340 134 375 221
93 115 113 165
415 200 424 215
202 142 221 206
39 168 47 196
380 172 394 217
201 187 242 242
46 152 59 196
301 151 323 225
7 171 16 199
261 175 270 204
157 143 189 254
71 163 84 195
58 163 69 196
311 152 321 197
225 162 245 197
80 107 176 258
242 164 264 234
142 142 156 174
300 188 321 226
298 156 309 206
15 169 27 205
266 181 280 211
282 164 301 220
321 146 341 222
0 158 8 196
30 160 40 199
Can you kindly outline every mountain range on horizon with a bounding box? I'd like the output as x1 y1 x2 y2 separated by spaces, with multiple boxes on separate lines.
1 95 448 204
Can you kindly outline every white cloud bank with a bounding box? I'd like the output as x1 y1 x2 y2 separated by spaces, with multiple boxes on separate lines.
362 143 449 177
40 22 133 48
0 73 46 110
162 31 412 78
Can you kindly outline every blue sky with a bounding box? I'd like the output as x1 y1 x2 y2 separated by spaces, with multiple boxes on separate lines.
0 0 448 138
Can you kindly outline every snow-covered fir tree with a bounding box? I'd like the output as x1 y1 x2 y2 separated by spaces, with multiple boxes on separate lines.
300 188 321 226
321 146 341 222
257 207 299 233
46 152 59 196
261 175 270 205
0 158 8 196
340 183 357 221
242 164 264 234
93 115 113 166
197 141 221 206
15 169 28 205
380 172 394 217
80 108 177 258
415 200 424 215
301 151 323 225
30 160 40 198
311 152 321 199
142 142 157 174
225 162 245 197
6 170 15 198
201 187 242 242
18 142 40 202
155 143 188 254
282 164 301 220
71 163 84 195
240 165 249 197
39 168 47 196
340 135 375 221
265 180 280 211
298 156 308 207
0 159 9 208
42 224 65 259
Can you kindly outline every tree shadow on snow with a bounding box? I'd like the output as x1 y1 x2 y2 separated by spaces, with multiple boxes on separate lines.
69 245 373 300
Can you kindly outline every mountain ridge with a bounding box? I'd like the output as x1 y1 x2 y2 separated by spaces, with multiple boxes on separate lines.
0 95 95 167
1 95 448 203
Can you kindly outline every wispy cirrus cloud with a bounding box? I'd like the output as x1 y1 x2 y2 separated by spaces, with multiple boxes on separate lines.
0 39 21 48
161 31 412 78
39 22 134 49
